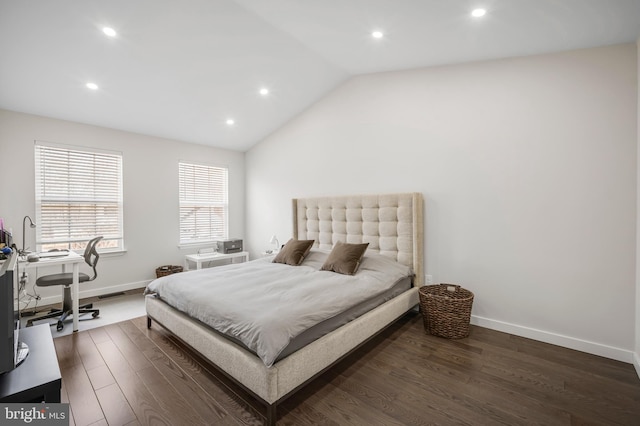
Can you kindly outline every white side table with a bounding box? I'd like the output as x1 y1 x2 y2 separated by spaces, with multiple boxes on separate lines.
184 251 249 271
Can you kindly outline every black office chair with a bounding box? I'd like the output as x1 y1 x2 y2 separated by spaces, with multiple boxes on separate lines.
27 236 103 331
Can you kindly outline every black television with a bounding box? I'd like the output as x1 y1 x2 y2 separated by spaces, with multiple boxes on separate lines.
0 251 29 374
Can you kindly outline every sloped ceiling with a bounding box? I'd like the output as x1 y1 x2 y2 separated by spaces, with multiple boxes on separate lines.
1 0 639 151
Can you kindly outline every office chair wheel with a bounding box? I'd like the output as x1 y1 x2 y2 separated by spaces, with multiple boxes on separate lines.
56 321 64 332
26 319 33 327
92 312 99 318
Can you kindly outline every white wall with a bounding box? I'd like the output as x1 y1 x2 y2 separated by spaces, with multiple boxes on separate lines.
246 44 638 362
0 109 244 304
635 38 640 377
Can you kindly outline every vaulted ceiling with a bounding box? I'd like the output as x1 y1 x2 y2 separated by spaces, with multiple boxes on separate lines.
1 0 639 151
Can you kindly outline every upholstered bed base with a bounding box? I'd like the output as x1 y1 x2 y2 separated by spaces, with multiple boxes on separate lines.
146 192 424 425
146 288 418 424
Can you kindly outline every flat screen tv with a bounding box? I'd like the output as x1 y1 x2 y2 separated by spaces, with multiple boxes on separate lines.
0 251 28 374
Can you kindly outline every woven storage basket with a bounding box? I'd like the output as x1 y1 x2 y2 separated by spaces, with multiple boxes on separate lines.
419 283 474 339
155 265 183 278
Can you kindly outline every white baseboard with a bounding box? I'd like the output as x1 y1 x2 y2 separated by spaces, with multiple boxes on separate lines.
28 280 151 308
633 351 640 379
471 315 634 364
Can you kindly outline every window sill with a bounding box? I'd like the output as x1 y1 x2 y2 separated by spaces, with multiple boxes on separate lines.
69 248 126 257
99 249 127 257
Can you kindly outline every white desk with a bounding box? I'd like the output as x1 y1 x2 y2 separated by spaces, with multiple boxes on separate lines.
184 251 249 271
21 252 84 332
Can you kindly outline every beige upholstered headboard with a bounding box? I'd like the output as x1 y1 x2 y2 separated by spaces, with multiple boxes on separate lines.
292 193 424 286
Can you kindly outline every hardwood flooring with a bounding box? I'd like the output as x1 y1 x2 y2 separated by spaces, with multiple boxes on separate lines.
54 312 640 425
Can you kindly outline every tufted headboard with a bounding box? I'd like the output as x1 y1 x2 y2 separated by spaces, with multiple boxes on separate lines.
292 193 424 286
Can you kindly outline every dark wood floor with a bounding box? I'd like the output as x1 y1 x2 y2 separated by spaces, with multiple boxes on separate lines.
53 312 640 426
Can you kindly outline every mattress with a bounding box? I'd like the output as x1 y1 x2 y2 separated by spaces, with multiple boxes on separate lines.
145 249 413 366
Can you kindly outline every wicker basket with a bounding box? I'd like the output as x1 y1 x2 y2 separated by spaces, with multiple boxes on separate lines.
155 265 183 278
419 283 474 339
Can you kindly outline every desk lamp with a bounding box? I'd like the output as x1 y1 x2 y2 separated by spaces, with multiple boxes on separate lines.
270 235 280 252
21 215 36 255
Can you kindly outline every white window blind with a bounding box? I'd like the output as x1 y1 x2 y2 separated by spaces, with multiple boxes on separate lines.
34 143 123 252
179 162 228 244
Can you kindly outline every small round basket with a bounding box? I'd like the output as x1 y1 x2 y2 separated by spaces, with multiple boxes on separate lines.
155 265 183 278
419 283 474 339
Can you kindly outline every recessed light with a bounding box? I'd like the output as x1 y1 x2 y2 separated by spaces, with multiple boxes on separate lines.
471 8 487 17
259 87 269 96
102 27 117 37
371 31 384 39
226 119 235 126
86 82 99 90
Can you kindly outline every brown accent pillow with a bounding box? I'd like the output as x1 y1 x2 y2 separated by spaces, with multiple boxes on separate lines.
272 239 315 266
320 241 369 275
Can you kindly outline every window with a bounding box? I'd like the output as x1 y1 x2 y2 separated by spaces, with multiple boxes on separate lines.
179 162 228 245
34 142 123 252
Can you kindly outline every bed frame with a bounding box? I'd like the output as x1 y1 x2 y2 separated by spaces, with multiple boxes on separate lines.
146 192 424 425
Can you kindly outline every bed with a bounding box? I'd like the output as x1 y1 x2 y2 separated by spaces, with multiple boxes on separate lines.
145 192 424 425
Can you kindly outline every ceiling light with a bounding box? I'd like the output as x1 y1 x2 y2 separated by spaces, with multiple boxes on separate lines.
371 31 384 39
102 27 117 37
259 88 269 96
471 8 487 17
226 119 235 126
86 82 99 90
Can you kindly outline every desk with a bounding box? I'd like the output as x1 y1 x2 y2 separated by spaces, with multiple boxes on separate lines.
21 252 84 332
184 251 249 270
0 324 61 403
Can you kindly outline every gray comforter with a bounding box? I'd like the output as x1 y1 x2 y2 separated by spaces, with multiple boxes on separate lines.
145 249 412 367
